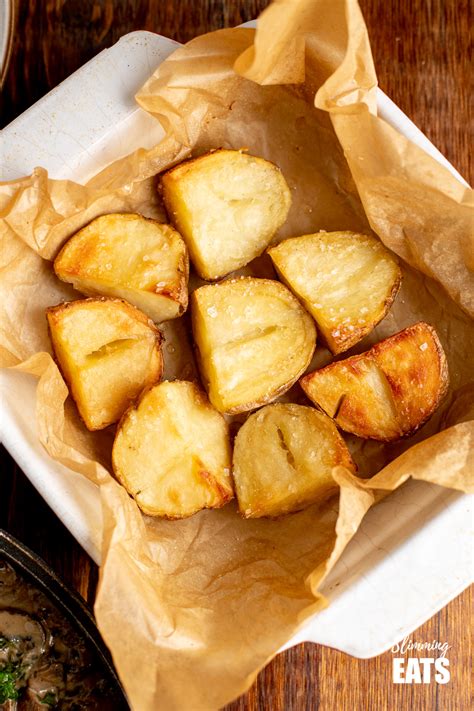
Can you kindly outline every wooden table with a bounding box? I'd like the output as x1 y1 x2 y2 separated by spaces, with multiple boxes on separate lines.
1 1 471 709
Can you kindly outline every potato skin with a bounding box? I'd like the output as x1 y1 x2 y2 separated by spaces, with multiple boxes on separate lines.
268 231 402 354
322 275 402 355
371 322 449 433
112 380 234 519
160 149 292 280
191 277 316 414
233 403 355 518
47 297 163 431
47 295 162 327
301 322 449 442
54 213 189 323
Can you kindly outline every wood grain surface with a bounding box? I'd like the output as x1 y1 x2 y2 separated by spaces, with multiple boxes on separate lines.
1 1 472 710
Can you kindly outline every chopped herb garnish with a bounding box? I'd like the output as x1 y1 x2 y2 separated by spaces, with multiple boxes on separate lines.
0 663 23 702
39 690 58 706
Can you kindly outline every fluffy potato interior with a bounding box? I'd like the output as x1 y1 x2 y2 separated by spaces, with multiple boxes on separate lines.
54 213 189 322
161 150 291 280
301 322 448 441
112 380 233 518
192 278 316 413
268 232 401 354
233 404 355 517
47 298 163 430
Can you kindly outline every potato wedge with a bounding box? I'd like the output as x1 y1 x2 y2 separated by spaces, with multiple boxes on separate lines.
301 322 449 441
268 231 401 354
47 298 163 431
161 150 291 280
233 403 355 518
54 213 189 322
192 277 316 414
112 380 233 518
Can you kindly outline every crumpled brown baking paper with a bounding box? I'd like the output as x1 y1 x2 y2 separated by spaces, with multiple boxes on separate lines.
1 0 473 708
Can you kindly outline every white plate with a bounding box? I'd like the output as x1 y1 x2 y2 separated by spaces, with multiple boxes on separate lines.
1 31 472 659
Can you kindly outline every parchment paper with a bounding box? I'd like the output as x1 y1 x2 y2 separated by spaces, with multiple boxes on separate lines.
1 1 473 709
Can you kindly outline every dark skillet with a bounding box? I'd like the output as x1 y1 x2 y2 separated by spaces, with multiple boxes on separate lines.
0 529 129 709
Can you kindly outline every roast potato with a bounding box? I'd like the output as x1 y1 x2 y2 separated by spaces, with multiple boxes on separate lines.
112 380 233 518
47 298 163 430
54 213 189 322
233 403 355 518
300 322 449 441
160 149 291 280
268 231 401 354
191 277 316 414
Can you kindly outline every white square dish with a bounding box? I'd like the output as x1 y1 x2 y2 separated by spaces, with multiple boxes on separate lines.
1 30 472 659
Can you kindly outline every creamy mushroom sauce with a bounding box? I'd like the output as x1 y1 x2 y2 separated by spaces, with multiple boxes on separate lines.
0 558 125 709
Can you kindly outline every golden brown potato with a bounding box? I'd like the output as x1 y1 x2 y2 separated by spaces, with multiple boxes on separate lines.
112 380 233 518
268 231 401 354
160 149 291 280
54 213 189 323
191 277 316 414
47 298 163 431
301 322 449 441
233 403 355 518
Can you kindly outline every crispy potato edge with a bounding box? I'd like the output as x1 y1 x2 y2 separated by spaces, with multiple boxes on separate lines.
159 147 289 187
372 321 450 439
268 232 403 355
53 212 181 262
46 296 164 340
53 213 190 315
238 487 340 520
327 266 402 355
300 321 450 442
